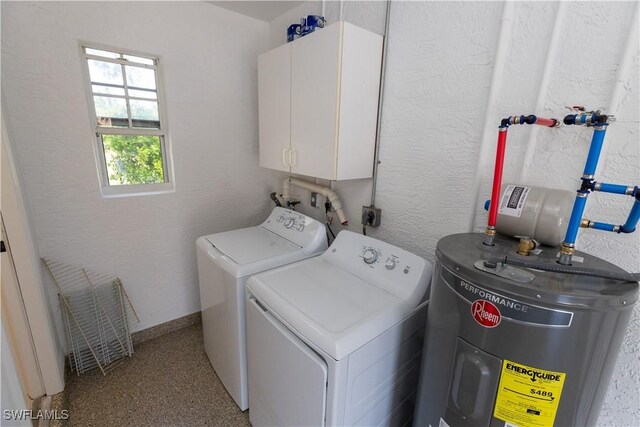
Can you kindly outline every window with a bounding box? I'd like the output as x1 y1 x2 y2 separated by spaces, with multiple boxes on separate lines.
81 45 173 196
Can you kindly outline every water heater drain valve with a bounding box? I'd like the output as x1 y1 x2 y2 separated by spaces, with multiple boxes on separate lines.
516 236 538 256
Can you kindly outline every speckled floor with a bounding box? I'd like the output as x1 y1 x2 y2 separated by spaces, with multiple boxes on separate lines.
65 323 251 426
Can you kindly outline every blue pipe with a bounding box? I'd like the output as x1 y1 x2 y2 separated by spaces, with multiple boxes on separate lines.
583 126 608 176
590 221 617 232
621 198 640 233
598 182 629 195
564 194 588 244
563 125 608 247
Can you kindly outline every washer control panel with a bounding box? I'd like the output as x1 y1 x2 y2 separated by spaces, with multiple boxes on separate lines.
262 207 327 250
323 231 431 305
360 246 405 272
276 212 307 232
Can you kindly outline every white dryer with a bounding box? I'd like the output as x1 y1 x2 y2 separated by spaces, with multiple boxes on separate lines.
196 207 327 410
246 230 433 427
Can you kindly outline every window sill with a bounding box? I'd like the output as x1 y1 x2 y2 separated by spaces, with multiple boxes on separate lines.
100 182 175 198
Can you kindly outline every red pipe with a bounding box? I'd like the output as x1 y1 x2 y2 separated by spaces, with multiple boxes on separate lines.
535 117 557 127
488 128 508 228
486 114 557 242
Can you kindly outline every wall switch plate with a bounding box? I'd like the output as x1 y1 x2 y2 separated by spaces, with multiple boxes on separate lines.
310 192 318 207
361 206 382 227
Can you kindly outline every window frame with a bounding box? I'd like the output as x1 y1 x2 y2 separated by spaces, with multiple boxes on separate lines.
79 42 174 197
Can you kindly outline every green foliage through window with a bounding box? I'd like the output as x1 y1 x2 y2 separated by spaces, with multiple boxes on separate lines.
102 135 164 185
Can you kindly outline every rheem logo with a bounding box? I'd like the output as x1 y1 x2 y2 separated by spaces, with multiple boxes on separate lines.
471 299 501 328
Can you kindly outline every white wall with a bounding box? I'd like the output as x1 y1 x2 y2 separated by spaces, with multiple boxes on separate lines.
1 1 273 337
266 2 639 425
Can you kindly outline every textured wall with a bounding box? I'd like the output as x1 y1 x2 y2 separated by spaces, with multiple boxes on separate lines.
267 2 639 425
2 1 637 421
1 2 273 337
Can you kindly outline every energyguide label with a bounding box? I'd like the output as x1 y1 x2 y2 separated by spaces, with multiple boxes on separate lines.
494 359 566 427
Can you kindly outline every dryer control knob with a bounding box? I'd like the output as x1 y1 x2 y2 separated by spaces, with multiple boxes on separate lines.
284 218 295 229
363 249 378 265
385 258 397 270
276 216 285 223
295 223 305 232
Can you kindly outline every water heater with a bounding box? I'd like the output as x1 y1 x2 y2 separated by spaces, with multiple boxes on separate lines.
413 233 638 427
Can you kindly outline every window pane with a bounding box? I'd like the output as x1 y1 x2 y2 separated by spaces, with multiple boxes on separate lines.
93 96 128 127
123 54 155 65
128 88 157 99
85 48 120 59
88 60 123 85
92 84 125 96
130 100 159 128
125 65 156 90
102 135 164 185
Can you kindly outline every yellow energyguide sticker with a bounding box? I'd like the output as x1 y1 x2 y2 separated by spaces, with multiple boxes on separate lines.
493 359 566 427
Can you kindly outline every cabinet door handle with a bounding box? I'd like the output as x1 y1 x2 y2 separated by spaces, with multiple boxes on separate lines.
290 149 298 167
282 148 290 167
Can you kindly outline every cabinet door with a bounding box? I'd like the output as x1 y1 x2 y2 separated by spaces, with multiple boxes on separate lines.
258 43 291 172
291 23 342 180
335 23 382 180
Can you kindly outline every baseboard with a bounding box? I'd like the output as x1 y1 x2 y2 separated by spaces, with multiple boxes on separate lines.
131 312 201 346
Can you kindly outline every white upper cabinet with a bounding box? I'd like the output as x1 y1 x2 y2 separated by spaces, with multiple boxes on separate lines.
258 42 291 173
258 22 383 181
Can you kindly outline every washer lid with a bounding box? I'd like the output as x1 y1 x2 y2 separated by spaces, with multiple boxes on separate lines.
206 227 301 265
246 257 412 361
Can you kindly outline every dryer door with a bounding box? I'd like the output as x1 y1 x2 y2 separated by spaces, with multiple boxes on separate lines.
247 296 327 426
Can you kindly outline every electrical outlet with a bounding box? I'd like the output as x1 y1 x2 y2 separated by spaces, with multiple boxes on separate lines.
310 192 318 207
361 206 382 227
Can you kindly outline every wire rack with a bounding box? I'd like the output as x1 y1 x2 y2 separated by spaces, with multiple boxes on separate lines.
43 258 139 376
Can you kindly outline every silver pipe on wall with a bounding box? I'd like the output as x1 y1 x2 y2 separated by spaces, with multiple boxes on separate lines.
369 0 392 208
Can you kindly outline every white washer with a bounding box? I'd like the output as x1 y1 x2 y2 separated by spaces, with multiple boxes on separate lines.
196 207 327 410
246 230 433 427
